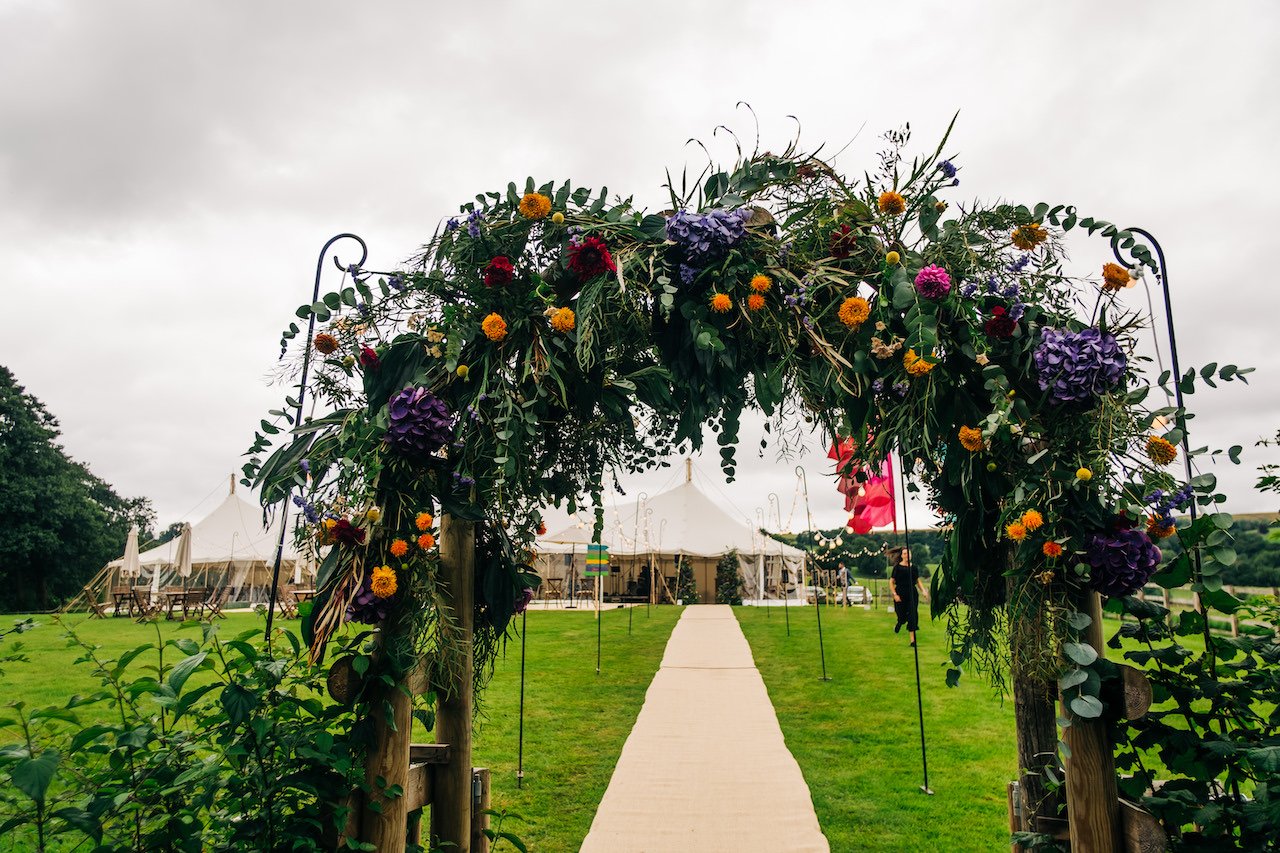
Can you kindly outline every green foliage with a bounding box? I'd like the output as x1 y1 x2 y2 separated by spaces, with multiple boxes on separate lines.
715 551 743 605
0 367 154 612
0 619 375 851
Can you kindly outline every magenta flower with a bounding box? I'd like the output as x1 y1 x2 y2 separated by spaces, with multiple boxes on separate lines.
914 265 952 299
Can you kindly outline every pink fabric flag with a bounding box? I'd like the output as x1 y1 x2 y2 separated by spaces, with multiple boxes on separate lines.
828 438 897 534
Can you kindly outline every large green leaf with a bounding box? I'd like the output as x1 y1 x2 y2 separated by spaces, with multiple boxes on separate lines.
10 749 59 802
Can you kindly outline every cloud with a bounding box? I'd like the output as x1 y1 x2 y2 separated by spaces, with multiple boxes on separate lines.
4 0 1280 527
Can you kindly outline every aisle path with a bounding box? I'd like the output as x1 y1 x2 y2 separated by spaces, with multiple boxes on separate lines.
580 605 829 852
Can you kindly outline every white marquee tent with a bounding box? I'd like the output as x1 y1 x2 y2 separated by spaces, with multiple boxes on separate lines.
537 474 807 605
77 486 312 612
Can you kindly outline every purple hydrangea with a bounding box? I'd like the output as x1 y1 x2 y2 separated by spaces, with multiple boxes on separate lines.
1086 528 1162 597
1033 328 1127 404
914 265 952 299
386 386 454 457
514 587 535 614
347 572 391 624
664 208 753 268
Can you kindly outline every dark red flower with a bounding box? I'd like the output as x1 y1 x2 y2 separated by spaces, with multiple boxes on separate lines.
983 306 1016 339
332 519 366 547
483 256 514 287
359 346 380 369
829 224 858 259
567 236 616 281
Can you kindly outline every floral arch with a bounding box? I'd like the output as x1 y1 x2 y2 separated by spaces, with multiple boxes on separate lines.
249 119 1251 849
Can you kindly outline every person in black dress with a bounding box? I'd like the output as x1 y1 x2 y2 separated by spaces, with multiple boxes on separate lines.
888 546 927 646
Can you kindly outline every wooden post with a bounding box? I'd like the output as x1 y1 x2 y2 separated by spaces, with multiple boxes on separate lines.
1227 586 1240 637
432 515 475 851
360 684 414 846
1062 591 1121 851
1007 570 1061 835
1161 588 1170 609
470 768 491 853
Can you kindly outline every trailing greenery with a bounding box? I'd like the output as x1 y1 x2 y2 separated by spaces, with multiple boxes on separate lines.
715 550 743 605
0 366 154 612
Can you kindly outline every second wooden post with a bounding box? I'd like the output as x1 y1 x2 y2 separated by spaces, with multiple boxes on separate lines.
432 515 476 851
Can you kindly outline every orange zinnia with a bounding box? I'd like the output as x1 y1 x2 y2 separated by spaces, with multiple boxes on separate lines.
415 512 434 531
390 539 409 558
878 191 906 216
1102 262 1132 291
418 532 436 550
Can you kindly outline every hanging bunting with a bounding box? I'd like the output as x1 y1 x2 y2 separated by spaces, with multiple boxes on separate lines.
584 543 610 577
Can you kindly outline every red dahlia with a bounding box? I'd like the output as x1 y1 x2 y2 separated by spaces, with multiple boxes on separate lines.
332 519 366 547
359 345 381 369
983 306 1016 340
829 224 857 259
483 256 514 287
567 236 616 281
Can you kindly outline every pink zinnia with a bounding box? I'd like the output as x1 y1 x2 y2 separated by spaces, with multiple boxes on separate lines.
914 265 952 299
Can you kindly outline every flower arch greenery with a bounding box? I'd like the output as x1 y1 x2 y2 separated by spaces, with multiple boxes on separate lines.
247 118 1251 771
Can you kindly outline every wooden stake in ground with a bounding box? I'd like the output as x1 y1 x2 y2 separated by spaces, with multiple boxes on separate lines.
433 515 476 851
1062 591 1121 850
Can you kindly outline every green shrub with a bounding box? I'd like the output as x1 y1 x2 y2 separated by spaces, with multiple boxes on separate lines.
715 551 743 605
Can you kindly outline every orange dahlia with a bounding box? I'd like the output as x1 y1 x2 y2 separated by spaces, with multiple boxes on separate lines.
549 307 576 332
1011 223 1048 251
958 426 984 452
481 313 507 342
1021 509 1044 531
878 191 906 216
710 293 732 313
1146 516 1176 539
747 293 766 312
903 349 935 377
1005 522 1028 542
1102 262 1133 291
390 539 409 558
838 296 871 329
750 274 772 293
415 512 434 531
417 532 436 550
1042 541 1064 558
370 565 398 599
1146 436 1177 466
518 192 552 220
314 333 339 354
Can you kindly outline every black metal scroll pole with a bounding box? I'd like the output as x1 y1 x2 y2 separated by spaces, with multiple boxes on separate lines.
769 493 791 636
899 453 933 795
517 606 528 788
796 467 829 681
1110 228 1214 673
264 233 369 643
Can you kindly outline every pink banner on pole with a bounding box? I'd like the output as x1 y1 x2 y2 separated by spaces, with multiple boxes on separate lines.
828 438 897 534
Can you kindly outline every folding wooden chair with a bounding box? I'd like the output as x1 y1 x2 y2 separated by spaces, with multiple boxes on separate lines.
275 585 300 619
203 587 229 619
84 587 108 619
131 588 160 622
111 587 133 617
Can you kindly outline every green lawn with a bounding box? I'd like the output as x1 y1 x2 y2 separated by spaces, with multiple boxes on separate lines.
3 604 1029 851
737 603 1018 852
0 606 682 852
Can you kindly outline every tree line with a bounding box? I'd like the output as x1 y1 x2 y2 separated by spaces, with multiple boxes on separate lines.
0 366 154 612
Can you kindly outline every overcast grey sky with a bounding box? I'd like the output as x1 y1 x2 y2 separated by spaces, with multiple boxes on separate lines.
4 0 1279 534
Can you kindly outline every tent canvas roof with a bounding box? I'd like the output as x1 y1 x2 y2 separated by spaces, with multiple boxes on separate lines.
541 480 806 560
110 492 299 569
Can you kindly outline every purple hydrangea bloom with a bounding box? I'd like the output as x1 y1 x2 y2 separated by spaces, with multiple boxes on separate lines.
914 265 952 299
514 587 535 614
347 572 392 624
386 386 454 457
1033 328 1127 404
1086 528 1162 597
664 208 753 268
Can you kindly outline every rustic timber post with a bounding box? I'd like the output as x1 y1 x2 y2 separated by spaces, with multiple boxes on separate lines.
1007 570 1060 836
432 515 476 851
360 670 415 847
1062 591 1121 850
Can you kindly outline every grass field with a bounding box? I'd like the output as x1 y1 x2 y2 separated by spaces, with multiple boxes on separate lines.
737 603 1018 852
2 604 1026 851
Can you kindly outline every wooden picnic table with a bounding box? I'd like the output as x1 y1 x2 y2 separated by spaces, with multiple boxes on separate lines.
162 589 207 620
293 588 316 603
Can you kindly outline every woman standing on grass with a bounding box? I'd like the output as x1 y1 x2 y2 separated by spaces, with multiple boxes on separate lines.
888 546 927 646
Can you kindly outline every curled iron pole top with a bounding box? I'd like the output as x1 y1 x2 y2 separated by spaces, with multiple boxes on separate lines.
317 232 369 288
1110 227 1164 278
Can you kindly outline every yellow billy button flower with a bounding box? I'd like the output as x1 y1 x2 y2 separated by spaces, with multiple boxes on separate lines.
365 507 381 523
456 364 469 378
1076 467 1093 482
885 251 901 265
551 211 565 225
